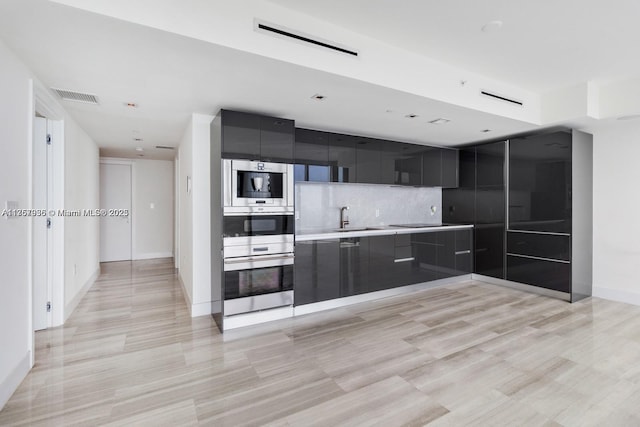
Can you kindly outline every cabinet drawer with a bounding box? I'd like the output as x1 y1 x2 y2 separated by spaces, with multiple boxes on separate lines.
507 231 570 262
507 254 571 293
395 234 411 247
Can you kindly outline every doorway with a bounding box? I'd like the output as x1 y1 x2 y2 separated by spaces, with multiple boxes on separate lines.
100 161 133 262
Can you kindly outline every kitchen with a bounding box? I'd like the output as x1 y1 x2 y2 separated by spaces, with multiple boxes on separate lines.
213 109 591 330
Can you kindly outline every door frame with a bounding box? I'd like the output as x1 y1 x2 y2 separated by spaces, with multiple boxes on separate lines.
33 83 65 329
99 157 135 261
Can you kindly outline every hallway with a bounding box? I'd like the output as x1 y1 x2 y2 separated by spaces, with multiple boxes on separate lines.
2 260 640 425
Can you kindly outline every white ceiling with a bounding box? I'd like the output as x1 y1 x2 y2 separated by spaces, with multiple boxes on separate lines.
269 0 640 92
0 0 637 160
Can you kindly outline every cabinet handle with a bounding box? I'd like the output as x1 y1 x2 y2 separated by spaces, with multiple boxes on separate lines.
394 257 415 263
253 247 269 252
455 250 471 255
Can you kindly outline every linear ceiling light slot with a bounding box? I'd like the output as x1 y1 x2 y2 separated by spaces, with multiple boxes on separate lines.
255 20 358 57
480 90 523 106
51 88 99 104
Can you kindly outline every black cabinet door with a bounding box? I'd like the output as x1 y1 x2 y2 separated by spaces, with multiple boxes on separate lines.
411 232 439 283
328 133 357 183
260 116 294 163
340 237 370 297
476 142 505 188
355 137 381 184
507 255 571 293
221 110 261 160
294 128 330 182
442 147 476 224
422 147 442 187
368 235 396 292
441 148 459 188
394 234 415 287
437 230 456 279
294 240 340 305
455 229 473 275
393 143 423 186
378 140 400 185
475 224 504 279
509 132 572 233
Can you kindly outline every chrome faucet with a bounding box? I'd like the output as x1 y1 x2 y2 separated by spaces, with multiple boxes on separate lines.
340 206 350 229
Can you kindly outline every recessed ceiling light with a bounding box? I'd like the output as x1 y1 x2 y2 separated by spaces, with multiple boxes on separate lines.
134 138 143 142
481 20 503 33
135 147 143 152
617 114 640 121
311 94 326 101
385 109 394 113
137 154 144 157
405 114 418 119
125 102 138 108
481 129 492 133
429 118 451 125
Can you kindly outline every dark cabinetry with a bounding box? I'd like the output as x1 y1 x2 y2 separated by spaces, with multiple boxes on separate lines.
221 110 294 162
295 229 473 306
294 128 458 187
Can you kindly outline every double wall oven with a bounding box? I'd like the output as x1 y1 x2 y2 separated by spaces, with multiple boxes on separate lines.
222 160 295 316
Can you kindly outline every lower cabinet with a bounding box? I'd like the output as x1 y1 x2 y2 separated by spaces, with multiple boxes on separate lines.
295 229 473 306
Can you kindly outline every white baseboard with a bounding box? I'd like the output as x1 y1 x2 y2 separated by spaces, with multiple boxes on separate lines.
133 251 173 261
178 272 212 318
64 266 100 322
593 286 640 307
0 351 31 410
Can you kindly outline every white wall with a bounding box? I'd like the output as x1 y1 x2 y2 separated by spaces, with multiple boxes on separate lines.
592 121 640 305
0 38 33 410
63 118 100 319
177 113 213 317
133 159 174 260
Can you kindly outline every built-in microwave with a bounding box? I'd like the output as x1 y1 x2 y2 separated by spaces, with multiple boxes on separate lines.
223 159 294 214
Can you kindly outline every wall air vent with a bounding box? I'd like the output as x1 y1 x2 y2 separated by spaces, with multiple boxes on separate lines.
480 90 523 106
51 88 99 105
155 146 175 150
255 20 358 57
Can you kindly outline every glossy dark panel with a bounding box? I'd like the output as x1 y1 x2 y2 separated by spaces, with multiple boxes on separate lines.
437 230 456 279
441 148 459 188
507 255 571 293
294 128 330 182
422 147 442 187
328 133 356 183
393 143 423 186
225 264 294 300
377 140 398 185
294 240 340 305
368 235 396 291
507 231 571 261
458 148 476 189
475 224 504 279
222 215 293 238
476 142 505 188
455 229 473 275
476 188 504 224
260 116 294 163
355 137 381 184
509 132 572 233
221 110 261 160
340 237 370 296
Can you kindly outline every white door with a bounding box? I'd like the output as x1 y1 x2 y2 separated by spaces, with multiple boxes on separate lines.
100 163 132 262
33 117 50 330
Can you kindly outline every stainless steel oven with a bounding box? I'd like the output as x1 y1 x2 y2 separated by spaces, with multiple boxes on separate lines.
223 252 294 316
223 159 294 214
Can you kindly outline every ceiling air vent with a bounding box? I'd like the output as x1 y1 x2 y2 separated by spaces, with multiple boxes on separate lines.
155 146 175 150
51 88 99 105
255 20 358 57
480 90 523 106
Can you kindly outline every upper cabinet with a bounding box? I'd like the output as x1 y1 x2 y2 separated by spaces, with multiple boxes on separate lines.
221 110 294 163
423 147 459 188
294 127 458 187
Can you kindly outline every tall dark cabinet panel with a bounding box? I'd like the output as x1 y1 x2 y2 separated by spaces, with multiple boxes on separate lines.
422 147 442 187
442 142 505 279
340 237 370 297
506 130 592 301
294 240 341 305
441 148 459 188
220 109 294 162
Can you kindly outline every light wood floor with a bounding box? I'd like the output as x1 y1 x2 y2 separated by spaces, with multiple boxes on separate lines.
2 258 640 426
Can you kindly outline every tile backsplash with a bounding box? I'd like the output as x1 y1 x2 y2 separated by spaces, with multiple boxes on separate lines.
295 182 442 233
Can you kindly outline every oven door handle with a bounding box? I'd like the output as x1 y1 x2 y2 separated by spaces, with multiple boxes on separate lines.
223 253 295 271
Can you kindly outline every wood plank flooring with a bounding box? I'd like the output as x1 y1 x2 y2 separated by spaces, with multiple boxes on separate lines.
2 258 640 426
